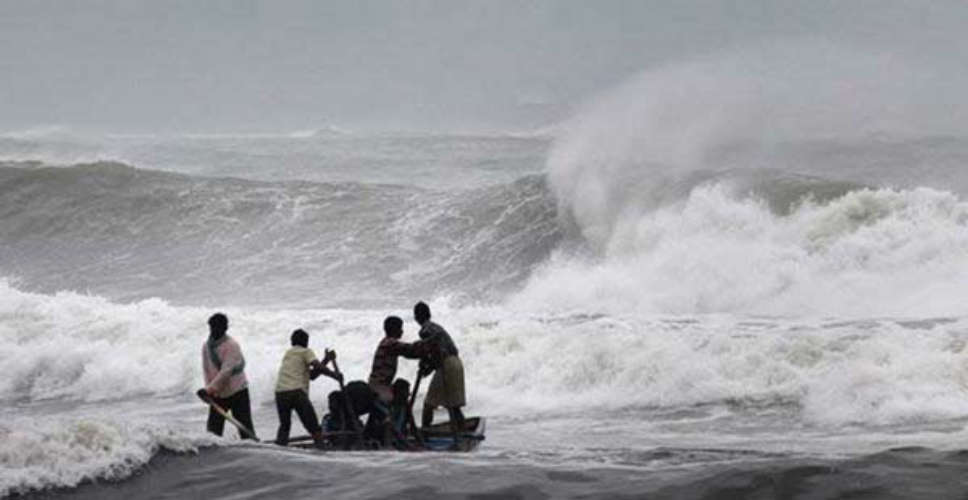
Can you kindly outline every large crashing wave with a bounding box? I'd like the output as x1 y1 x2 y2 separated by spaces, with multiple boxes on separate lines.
517 43 968 318
515 183 968 317
0 161 561 307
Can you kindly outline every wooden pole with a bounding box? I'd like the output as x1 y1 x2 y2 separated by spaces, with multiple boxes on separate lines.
407 369 425 447
196 389 259 441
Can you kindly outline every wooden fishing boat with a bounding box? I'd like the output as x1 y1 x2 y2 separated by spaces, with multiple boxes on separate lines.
415 416 487 452
198 366 485 453
285 416 486 452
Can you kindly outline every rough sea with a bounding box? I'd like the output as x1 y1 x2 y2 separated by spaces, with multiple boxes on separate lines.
5 92 968 497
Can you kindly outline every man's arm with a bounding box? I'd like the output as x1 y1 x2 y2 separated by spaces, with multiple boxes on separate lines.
201 345 213 386
309 349 342 382
309 360 342 381
411 339 437 376
391 339 423 360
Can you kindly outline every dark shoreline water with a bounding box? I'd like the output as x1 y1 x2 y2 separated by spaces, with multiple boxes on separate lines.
21 445 968 500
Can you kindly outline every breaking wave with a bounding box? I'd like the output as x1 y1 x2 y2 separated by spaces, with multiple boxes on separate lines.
3 279 968 434
516 43 968 318
0 161 561 307
514 182 968 317
0 415 216 497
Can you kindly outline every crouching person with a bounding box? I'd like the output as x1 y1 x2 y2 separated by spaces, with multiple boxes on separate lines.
274 329 341 447
325 381 390 449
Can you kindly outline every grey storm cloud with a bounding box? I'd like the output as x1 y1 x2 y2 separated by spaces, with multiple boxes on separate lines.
2 0 967 133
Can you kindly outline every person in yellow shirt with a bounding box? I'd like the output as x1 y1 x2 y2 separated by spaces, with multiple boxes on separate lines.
274 329 341 447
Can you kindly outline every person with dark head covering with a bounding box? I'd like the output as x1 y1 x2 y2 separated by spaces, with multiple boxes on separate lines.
413 301 467 448
200 313 256 439
274 328 341 447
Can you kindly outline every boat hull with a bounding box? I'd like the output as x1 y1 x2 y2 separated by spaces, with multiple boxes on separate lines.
285 416 486 452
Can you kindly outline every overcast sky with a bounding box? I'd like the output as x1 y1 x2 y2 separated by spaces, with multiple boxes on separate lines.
2 1 966 133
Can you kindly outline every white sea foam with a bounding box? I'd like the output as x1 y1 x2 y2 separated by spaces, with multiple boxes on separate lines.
513 184 968 318
0 281 387 405
4 276 968 494
0 125 77 140
3 281 968 430
0 415 217 497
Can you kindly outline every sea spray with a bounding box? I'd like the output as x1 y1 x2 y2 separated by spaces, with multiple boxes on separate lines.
526 42 968 318
547 42 968 248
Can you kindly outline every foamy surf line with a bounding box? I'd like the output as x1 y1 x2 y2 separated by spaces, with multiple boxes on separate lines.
4 280 968 426
0 414 219 497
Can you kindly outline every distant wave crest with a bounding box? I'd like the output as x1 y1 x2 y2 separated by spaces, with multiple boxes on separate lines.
0 161 561 307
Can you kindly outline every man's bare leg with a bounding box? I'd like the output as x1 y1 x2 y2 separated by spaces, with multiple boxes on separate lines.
447 406 465 450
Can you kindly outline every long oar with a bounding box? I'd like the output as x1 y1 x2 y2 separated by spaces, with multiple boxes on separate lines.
196 389 259 441
407 368 425 446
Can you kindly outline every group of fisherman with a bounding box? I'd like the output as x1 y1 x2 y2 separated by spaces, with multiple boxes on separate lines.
198 301 467 450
